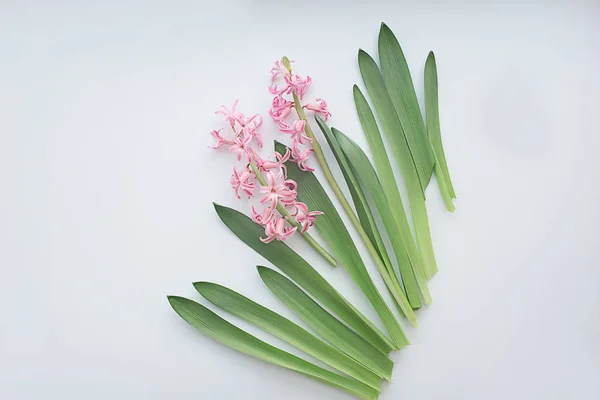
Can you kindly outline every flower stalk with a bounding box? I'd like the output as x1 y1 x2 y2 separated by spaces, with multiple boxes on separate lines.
209 100 336 267
279 58 413 312
248 159 337 266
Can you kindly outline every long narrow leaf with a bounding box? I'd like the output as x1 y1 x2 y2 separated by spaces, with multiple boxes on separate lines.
317 117 395 279
358 49 438 279
214 203 394 353
378 23 434 193
194 282 382 389
275 142 409 349
258 266 394 381
168 296 379 400
333 128 432 306
425 50 456 210
353 86 432 305
315 117 416 321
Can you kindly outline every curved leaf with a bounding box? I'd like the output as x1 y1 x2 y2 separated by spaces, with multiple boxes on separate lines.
333 128 431 306
258 266 394 381
315 117 416 321
168 296 379 400
194 282 382 389
358 49 438 279
214 203 394 353
275 142 409 349
425 50 456 210
378 22 434 192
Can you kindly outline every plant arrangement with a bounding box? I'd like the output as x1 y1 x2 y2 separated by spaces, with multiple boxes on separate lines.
169 23 456 399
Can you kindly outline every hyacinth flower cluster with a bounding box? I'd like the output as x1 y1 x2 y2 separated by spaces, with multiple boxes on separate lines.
268 57 331 173
210 100 336 266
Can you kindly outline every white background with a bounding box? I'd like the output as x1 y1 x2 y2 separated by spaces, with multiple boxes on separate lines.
1 1 599 399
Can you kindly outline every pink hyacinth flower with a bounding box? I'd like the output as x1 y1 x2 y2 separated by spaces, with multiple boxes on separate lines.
279 119 312 145
268 83 286 96
209 129 233 149
242 114 263 148
259 169 297 209
270 60 291 83
229 132 254 162
284 74 312 99
304 98 331 121
216 99 245 126
260 148 291 175
268 95 294 123
230 167 256 199
295 202 323 233
291 140 315 172
251 205 275 226
260 217 297 243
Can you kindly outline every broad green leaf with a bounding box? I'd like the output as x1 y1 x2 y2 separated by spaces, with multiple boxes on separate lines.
258 266 394 381
168 296 379 400
275 141 409 349
352 86 432 305
214 203 394 353
314 116 416 322
194 282 382 389
425 50 456 210
378 23 434 193
358 49 439 279
333 128 432 306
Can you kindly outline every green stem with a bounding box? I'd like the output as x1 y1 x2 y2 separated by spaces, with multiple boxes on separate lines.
249 160 337 267
292 94 417 325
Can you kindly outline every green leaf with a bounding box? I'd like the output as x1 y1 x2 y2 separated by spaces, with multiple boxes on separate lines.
332 128 432 306
275 141 409 349
425 50 456 210
258 266 394 381
358 49 439 279
316 116 395 279
214 203 394 353
314 116 416 322
168 296 379 400
194 282 382 389
378 22 434 193
353 86 432 305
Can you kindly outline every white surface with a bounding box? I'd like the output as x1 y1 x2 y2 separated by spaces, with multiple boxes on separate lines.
1 1 599 399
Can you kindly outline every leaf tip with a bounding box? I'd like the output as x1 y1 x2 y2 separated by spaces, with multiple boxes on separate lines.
167 295 182 307
192 281 209 290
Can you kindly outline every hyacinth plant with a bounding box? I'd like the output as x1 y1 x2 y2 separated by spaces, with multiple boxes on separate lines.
209 100 337 266
169 22 456 400
268 56 426 319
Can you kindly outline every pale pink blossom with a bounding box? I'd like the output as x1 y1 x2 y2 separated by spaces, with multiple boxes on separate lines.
230 167 256 199
290 140 314 172
242 114 263 148
268 95 294 122
251 205 275 226
209 129 234 149
260 217 297 243
216 100 245 126
304 98 331 121
229 132 254 162
284 74 312 99
268 83 286 96
270 60 291 83
211 98 324 242
295 202 323 233
279 119 312 144
259 169 297 209
260 148 291 174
